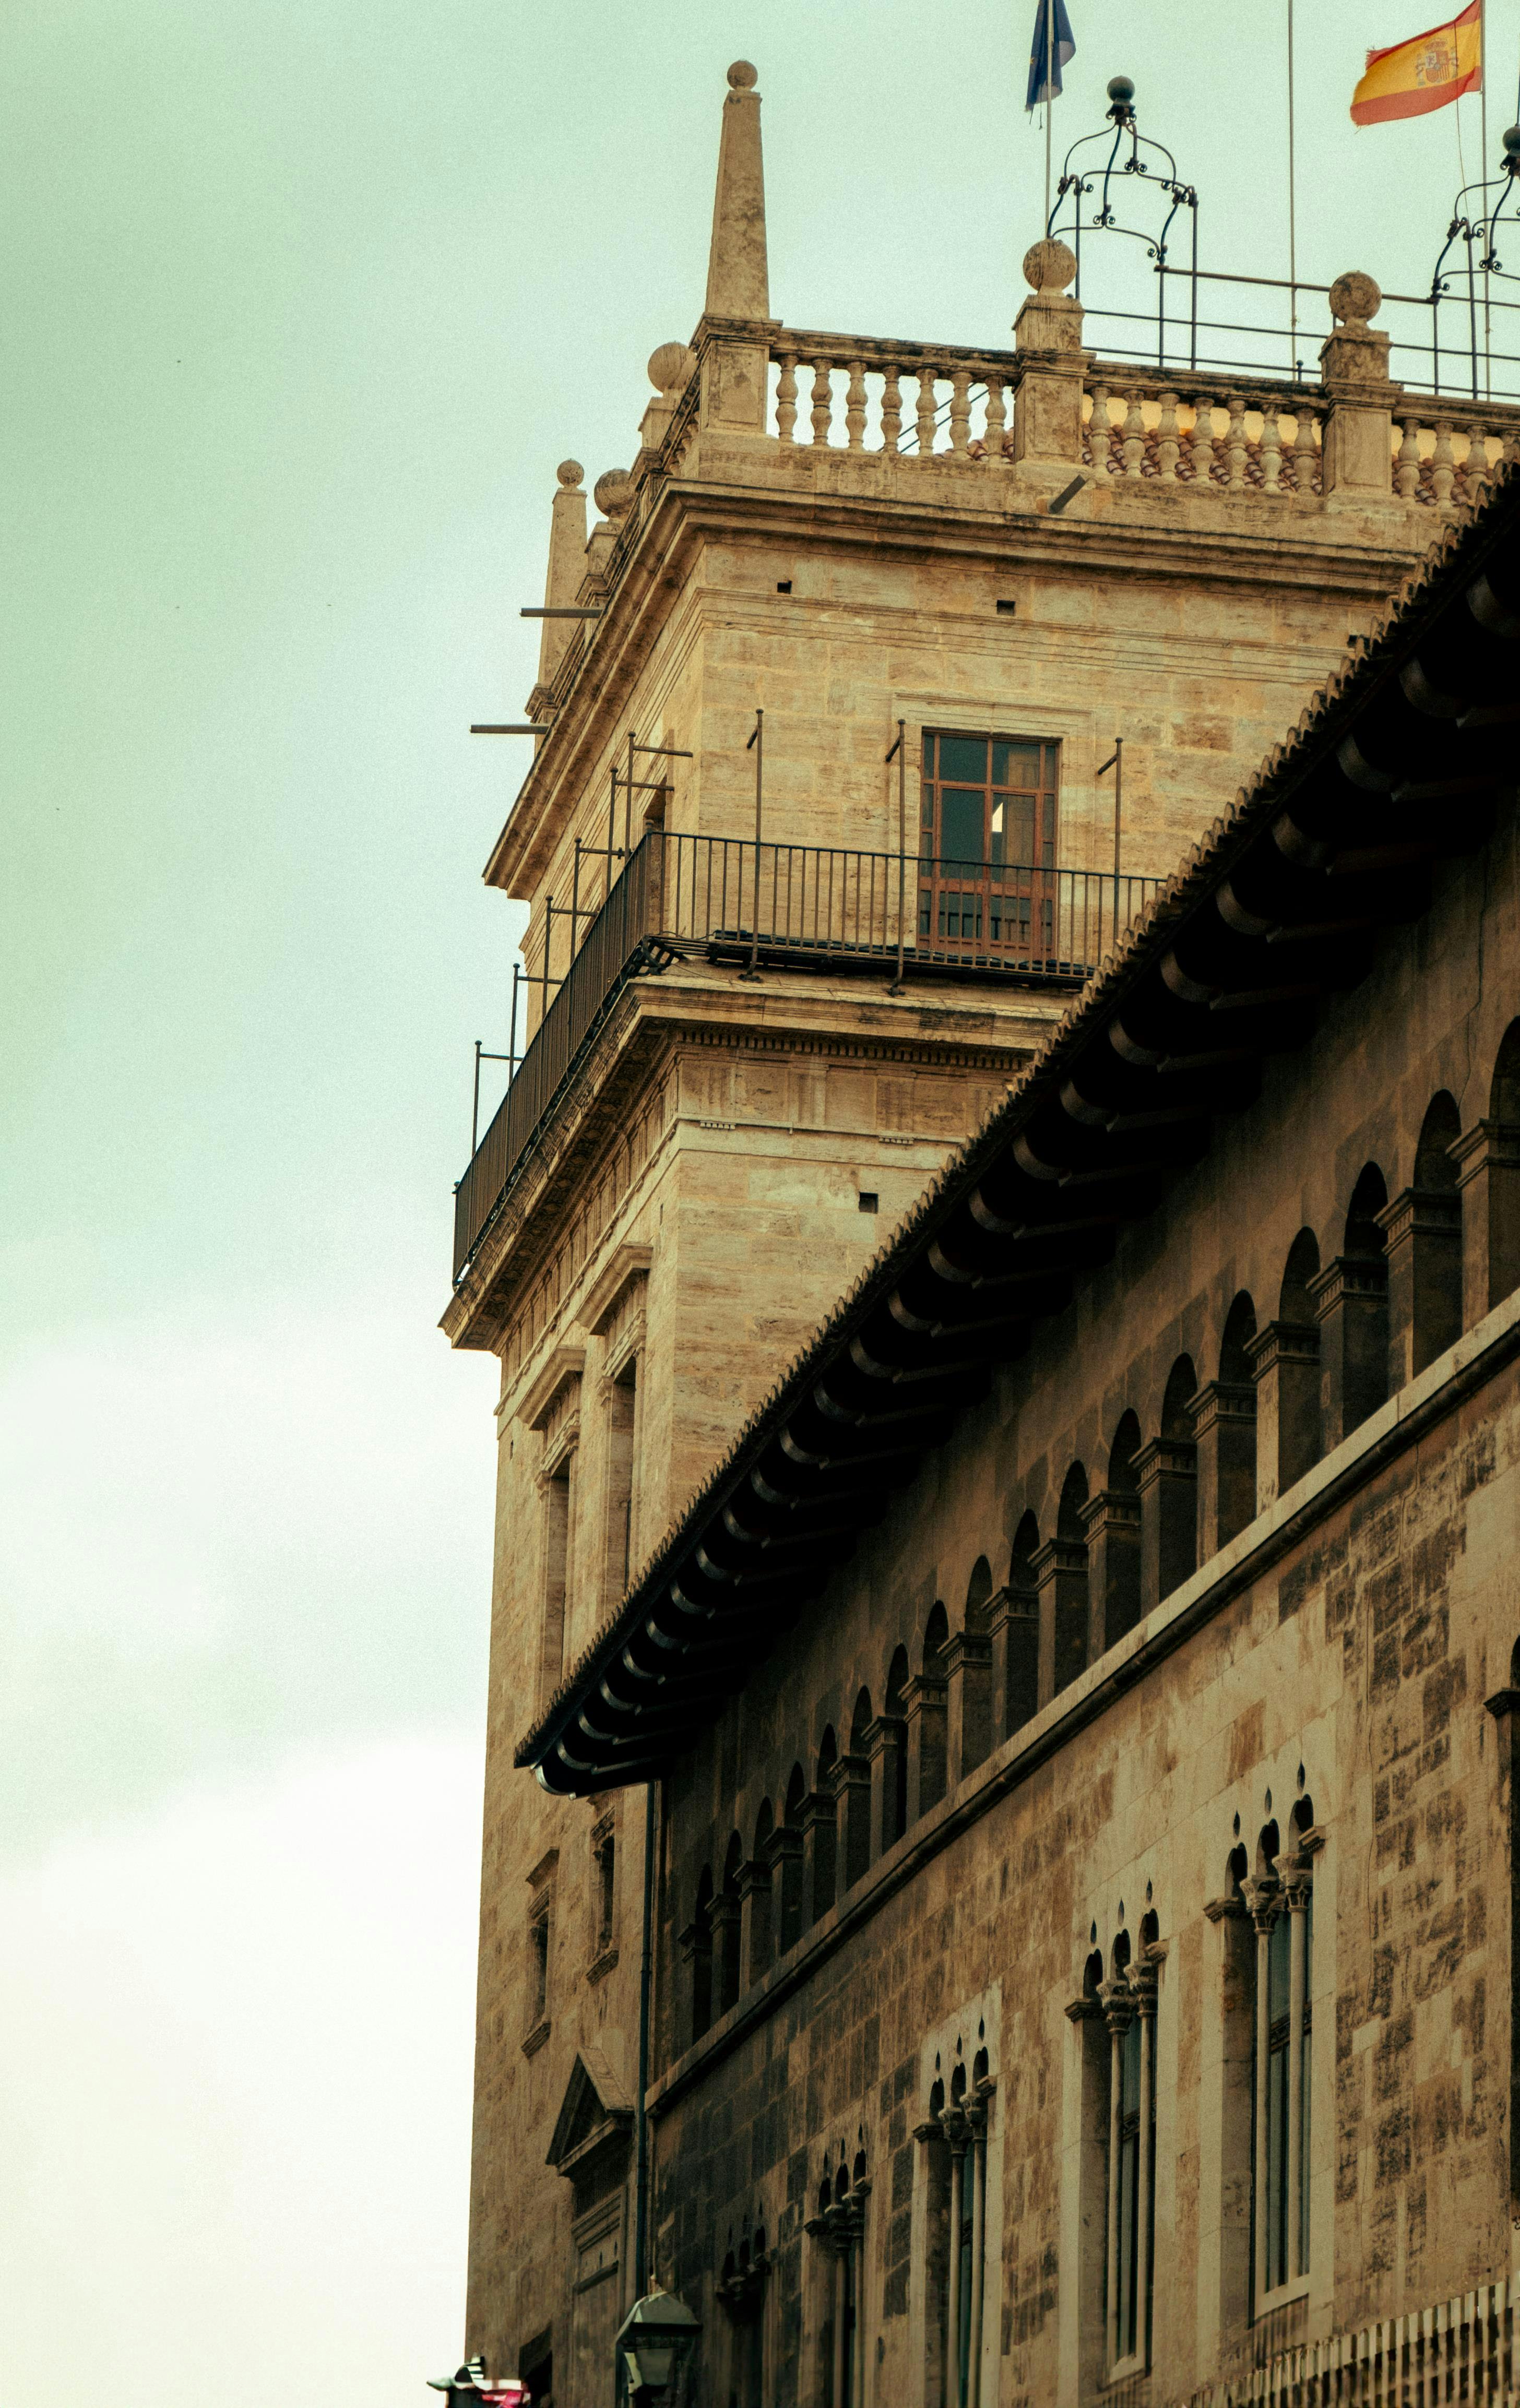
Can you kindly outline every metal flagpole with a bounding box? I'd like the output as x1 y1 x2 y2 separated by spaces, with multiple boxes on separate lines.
742 709 764 981
1287 0 1298 370
1481 0 1491 395
1044 0 1055 224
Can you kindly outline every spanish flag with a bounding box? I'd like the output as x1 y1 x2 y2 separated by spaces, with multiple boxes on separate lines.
1351 2 1481 125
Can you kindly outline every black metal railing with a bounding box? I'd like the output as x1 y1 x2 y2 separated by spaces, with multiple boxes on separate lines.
453 831 1161 1281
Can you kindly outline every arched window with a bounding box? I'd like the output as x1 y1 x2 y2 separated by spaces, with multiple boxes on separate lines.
960 1558 995 1777
1260 1231 1323 1497
1204 1293 1258 1551
717 1832 743 2014
843 1689 873 1889
918 1604 951 1814
812 1728 839 1923
743 1799 774 1986
1143 1358 1198 1606
1042 1463 1090 1696
1006 1512 1041 1736
884 1646 910 1846
1454 1020 1520 1320
778 1766 806 1953
1316 1165 1390 1444
1390 1092 1463 1379
1240 1806 1314 2304
1095 1922 1155 2377
1093 1415 1142 1653
690 1865 715 2041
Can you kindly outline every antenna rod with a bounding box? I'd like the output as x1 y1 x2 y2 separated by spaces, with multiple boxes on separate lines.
1287 0 1298 366
887 720 907 994
742 709 764 981
1044 1 1055 225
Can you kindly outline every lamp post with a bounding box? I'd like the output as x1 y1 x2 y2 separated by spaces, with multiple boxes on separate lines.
614 2283 702 2406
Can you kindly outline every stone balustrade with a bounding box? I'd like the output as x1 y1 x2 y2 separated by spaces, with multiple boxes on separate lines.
766 335 1019 460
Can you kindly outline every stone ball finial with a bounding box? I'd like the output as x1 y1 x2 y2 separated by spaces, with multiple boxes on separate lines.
556 459 584 489
648 341 697 395
727 59 758 89
1328 270 1382 328
1023 237 1078 293
593 468 634 521
1503 123 1520 158
1108 74 1136 105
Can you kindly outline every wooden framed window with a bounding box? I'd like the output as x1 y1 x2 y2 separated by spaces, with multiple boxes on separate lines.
919 731 1060 961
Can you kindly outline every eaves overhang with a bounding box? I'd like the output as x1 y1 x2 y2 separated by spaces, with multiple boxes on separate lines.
516 461 1520 1796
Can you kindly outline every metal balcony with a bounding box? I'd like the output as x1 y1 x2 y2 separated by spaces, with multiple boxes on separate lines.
452 830 1161 1283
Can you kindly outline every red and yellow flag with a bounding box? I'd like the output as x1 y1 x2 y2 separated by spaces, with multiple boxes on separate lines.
1351 1 1481 124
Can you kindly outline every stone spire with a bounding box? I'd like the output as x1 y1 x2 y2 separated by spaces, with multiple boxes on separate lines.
530 460 587 709
704 61 769 321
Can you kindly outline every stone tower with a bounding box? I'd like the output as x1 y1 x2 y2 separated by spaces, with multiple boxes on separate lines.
443 58 1465 2400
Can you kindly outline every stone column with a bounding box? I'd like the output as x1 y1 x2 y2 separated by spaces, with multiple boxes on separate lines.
1008 238 1089 487
1079 1488 1143 1659
987 1579 1041 1742
1319 272 1399 509
903 1668 950 1818
1241 1875 1280 2306
829 1749 872 1894
1379 1183 1463 1385
801 1786 837 1927
942 2106 970 2407
1246 1319 1320 1511
1098 1980 1134 2377
1190 1379 1258 1557
737 1854 772 1989
1451 1119 1520 1329
1031 1532 1089 1700
1276 1851 1314 2283
943 1626 993 1780
1310 1249 1388 1449
1484 1681 1520 2215
1134 1435 1196 1614
1129 1960 1158 2367
866 1713 907 1859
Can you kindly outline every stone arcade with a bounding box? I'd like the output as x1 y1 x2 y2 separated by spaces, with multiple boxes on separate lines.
445 58 1520 2408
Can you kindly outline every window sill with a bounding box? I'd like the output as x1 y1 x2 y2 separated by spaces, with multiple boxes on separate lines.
586 1946 620 1987
1107 2350 1149 2383
521 2018 552 2059
1256 2273 1310 2319
647 1287 1520 2118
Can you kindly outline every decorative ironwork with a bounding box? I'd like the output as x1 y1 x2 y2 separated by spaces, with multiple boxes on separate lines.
1426 125 1520 399
1047 75 1201 372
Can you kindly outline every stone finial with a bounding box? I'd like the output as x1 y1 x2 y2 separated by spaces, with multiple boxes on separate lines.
648 342 697 395
1328 271 1382 333
593 468 634 523
1023 237 1077 293
532 458 590 701
705 58 769 320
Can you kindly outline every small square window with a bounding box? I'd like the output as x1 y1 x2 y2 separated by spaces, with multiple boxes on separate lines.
858 1191 879 1213
996 597 1017 615
776 579 792 593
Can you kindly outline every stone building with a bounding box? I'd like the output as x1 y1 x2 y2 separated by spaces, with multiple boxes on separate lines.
444 58 1520 2408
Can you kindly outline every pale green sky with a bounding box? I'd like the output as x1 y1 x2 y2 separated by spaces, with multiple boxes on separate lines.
2 1 1511 2400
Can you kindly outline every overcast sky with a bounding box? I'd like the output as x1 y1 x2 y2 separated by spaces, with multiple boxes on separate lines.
2 3 1510 2402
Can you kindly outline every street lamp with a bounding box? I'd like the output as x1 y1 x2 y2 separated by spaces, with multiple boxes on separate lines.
426 2361 528 2405
614 2283 702 2405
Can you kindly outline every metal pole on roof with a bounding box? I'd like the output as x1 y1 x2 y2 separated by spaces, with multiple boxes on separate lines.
742 709 764 980
886 720 907 993
633 1778 656 2296
1098 738 1124 952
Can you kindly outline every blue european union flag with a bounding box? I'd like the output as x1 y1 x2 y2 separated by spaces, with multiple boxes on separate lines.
1026 0 1076 109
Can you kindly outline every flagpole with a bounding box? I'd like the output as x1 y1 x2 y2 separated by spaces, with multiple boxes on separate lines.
1481 0 1490 395
1044 0 1054 224
1288 0 1298 373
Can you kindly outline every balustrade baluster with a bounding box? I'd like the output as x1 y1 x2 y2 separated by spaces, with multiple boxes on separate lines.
1463 423 1491 499
776 353 798 446
1394 414 1420 503
1121 391 1146 478
1088 384 1112 475
1261 405 1283 495
1191 398 1217 485
1225 394 1248 490
811 361 834 448
1430 419 1455 507
845 359 866 451
916 363 939 457
880 364 903 454
948 366 972 456
983 374 1008 466
1157 389 1180 482
1291 407 1317 495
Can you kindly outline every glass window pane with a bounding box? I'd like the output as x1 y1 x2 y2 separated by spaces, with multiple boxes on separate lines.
1268 1914 1291 2020
921 733 935 774
1005 795 1035 863
993 740 1040 789
939 790 984 865
937 735 988 783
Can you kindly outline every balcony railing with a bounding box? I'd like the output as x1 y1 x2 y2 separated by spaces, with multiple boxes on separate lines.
452 831 1161 1282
